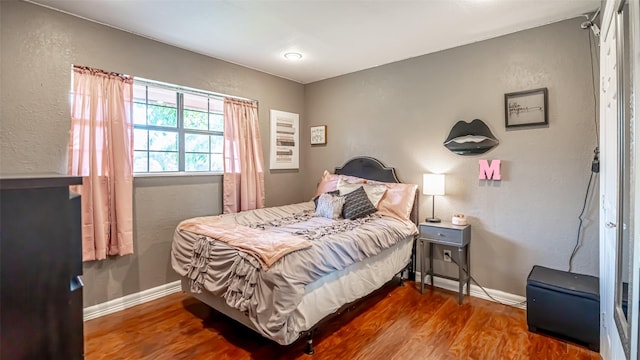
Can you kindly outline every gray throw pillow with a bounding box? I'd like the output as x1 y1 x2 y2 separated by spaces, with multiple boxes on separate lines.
315 193 345 219
313 190 340 208
342 186 377 220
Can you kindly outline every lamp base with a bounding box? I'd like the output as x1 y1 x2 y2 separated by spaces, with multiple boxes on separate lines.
425 217 441 223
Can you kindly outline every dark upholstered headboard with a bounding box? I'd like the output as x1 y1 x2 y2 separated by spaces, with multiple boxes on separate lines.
334 156 419 227
335 157 400 184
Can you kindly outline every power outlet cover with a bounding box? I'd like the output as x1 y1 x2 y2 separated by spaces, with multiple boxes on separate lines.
443 250 452 263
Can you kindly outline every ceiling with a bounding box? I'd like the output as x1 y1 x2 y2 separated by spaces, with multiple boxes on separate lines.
28 0 600 84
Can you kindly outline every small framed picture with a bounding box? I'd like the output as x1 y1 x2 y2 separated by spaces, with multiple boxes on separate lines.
505 88 548 128
310 125 327 145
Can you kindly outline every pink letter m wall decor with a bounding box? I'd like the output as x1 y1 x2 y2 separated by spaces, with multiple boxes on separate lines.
479 160 501 180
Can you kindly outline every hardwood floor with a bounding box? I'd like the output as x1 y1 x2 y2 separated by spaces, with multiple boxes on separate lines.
84 282 601 360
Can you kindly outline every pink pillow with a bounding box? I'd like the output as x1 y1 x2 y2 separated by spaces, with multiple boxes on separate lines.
366 181 417 221
314 170 366 197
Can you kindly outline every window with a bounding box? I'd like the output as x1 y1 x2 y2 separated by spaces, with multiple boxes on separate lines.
133 80 224 174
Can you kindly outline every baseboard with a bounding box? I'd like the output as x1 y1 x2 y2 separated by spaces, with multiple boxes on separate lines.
83 280 182 321
82 275 525 321
416 272 526 310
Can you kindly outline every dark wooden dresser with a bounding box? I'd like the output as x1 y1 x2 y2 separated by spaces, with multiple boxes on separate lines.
0 174 84 359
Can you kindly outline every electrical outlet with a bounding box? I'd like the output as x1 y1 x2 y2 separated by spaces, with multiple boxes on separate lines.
443 250 452 263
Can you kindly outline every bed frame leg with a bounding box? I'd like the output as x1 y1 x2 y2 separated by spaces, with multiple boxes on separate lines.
397 271 405 286
305 332 314 355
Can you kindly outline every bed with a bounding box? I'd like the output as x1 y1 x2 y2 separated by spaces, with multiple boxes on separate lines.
171 156 419 353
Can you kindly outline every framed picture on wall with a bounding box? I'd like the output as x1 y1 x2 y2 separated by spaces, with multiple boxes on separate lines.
269 110 299 170
310 125 327 145
504 88 548 128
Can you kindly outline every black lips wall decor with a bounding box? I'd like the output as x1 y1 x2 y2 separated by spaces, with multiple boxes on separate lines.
443 119 499 155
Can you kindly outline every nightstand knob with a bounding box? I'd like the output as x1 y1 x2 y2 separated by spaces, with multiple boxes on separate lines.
437 232 445 236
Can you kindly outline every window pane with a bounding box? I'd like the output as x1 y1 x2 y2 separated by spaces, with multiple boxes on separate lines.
209 97 224 113
133 103 146 125
133 83 147 103
184 93 208 111
184 93 210 130
147 104 177 127
134 151 148 172
146 87 177 127
185 133 209 152
211 135 223 153
209 113 224 132
149 130 178 151
211 154 223 173
149 151 178 172
184 109 208 130
185 153 210 172
134 129 148 150
133 84 147 126
148 86 177 107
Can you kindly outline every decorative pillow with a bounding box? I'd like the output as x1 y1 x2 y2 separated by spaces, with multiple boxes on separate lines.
337 178 387 208
314 170 367 197
315 193 345 220
342 186 377 220
313 190 340 208
366 181 418 221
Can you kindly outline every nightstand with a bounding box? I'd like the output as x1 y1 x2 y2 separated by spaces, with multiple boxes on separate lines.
419 222 471 304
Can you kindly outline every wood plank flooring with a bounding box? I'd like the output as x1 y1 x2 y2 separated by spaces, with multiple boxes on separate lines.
84 282 601 360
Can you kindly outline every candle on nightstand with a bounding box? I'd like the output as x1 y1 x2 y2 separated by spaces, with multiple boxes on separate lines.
452 214 467 226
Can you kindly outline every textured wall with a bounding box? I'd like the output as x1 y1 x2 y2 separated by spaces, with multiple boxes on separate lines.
0 1 599 304
304 18 600 296
0 1 306 306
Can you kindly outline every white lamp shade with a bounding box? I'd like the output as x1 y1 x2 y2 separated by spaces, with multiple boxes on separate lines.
423 173 445 196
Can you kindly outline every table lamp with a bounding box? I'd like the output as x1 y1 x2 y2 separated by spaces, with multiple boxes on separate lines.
423 173 445 223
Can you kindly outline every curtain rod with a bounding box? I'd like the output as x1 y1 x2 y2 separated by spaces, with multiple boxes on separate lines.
134 76 257 104
73 65 132 81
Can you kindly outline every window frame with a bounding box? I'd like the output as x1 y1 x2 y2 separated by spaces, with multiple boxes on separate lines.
132 79 225 176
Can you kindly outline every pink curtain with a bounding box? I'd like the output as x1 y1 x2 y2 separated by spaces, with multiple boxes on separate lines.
67 66 134 261
223 98 265 213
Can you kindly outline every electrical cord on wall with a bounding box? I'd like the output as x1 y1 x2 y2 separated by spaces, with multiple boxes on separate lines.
588 25 599 145
568 20 601 272
448 257 527 307
569 165 597 272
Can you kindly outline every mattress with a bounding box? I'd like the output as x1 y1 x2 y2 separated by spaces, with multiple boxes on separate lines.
291 234 413 331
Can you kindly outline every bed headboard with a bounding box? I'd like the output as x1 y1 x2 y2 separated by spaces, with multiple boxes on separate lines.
334 156 419 227
335 156 399 183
